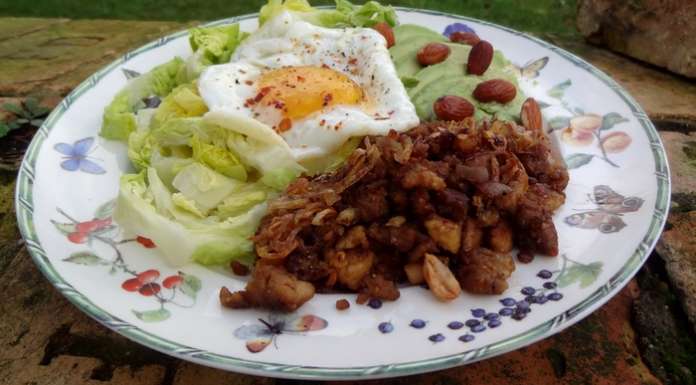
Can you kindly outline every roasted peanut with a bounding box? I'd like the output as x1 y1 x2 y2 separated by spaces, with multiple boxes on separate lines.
401 164 446 190
488 220 513 253
327 249 374 290
385 215 406 227
312 207 337 226
336 225 369 250
461 217 483 253
336 207 357 225
423 253 461 301
424 215 462 253
404 263 425 284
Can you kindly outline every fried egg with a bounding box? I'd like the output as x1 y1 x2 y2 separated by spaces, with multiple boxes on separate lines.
198 11 418 161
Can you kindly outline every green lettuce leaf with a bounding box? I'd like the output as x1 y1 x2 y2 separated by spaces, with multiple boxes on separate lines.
215 183 271 219
172 193 207 218
259 0 397 28
100 57 185 140
171 162 242 212
101 93 137 141
127 130 155 170
114 169 265 266
191 134 247 181
150 151 194 190
189 24 247 65
203 110 304 189
186 24 248 79
334 0 397 27
152 83 208 127
150 117 200 147
260 0 315 25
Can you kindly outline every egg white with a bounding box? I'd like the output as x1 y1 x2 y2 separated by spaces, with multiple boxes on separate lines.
198 11 419 161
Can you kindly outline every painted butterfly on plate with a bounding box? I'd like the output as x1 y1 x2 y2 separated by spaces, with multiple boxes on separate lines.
564 185 644 234
513 56 549 79
54 137 106 174
233 314 328 353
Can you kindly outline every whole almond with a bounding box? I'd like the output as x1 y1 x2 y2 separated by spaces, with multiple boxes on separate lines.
450 31 481 46
467 40 494 75
473 79 517 104
417 43 451 66
433 95 475 121
521 97 542 131
372 22 395 48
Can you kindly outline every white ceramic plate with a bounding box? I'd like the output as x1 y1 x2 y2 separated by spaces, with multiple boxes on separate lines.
16 8 670 380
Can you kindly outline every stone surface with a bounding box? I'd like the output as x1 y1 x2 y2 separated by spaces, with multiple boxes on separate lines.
576 0 696 79
0 18 192 97
658 131 696 195
546 36 696 123
0 14 695 385
633 260 696 385
657 211 696 333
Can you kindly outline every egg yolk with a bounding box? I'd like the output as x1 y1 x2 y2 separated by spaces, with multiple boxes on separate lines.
256 66 363 121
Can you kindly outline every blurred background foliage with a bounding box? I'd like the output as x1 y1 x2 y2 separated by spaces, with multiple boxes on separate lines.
0 0 578 37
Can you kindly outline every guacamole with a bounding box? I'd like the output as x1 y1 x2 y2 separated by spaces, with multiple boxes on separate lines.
389 24 525 122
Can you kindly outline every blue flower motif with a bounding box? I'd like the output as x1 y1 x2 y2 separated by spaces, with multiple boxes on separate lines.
443 23 476 38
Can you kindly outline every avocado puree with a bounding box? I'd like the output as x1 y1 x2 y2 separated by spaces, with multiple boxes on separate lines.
389 24 524 122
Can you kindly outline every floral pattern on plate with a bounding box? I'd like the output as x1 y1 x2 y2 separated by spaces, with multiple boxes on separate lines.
53 200 202 322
